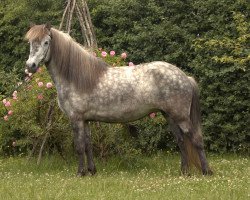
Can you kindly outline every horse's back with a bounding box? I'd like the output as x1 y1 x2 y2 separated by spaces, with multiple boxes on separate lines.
109 61 189 83
132 61 191 92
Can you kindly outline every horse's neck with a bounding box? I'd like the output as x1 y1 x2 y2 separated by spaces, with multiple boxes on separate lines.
46 60 66 92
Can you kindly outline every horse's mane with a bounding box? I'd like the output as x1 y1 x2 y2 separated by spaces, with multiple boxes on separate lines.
25 25 109 92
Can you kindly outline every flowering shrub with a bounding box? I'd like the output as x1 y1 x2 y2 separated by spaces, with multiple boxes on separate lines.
0 48 166 157
0 66 72 156
95 48 129 67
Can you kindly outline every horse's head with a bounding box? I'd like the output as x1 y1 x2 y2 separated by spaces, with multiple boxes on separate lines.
25 23 52 73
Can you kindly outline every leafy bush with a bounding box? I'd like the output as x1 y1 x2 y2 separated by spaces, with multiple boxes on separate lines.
89 0 195 69
0 66 71 156
0 0 63 76
127 115 176 154
191 12 250 153
0 68 21 99
0 0 249 154
91 1 249 153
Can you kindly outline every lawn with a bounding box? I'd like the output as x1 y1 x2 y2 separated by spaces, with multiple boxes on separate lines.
0 153 249 200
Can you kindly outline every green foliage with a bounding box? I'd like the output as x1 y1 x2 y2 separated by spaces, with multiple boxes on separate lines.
191 11 250 152
91 114 175 159
91 123 141 159
128 115 176 154
0 67 71 156
90 0 195 70
0 0 249 155
0 68 20 99
90 0 249 153
0 0 62 81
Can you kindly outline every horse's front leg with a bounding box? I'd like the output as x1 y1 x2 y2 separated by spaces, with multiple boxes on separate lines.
72 120 86 177
84 122 96 175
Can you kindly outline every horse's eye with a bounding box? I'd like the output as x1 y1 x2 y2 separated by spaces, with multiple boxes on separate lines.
44 41 49 45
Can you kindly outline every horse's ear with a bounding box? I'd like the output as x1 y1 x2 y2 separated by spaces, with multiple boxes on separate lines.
29 22 35 28
45 22 51 31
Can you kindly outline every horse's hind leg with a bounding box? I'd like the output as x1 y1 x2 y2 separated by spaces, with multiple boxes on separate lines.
72 120 86 177
190 133 212 175
84 122 97 175
196 147 212 175
178 120 212 175
169 118 189 174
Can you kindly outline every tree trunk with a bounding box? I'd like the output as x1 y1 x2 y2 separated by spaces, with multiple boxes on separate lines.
59 0 97 48
76 3 90 46
59 0 70 30
37 101 55 165
67 0 76 34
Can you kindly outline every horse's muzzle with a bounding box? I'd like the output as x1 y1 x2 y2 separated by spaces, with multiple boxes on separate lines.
26 62 38 73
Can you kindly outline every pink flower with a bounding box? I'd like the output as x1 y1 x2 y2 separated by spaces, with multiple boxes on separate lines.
2 99 7 105
37 94 43 100
12 91 17 100
38 82 44 87
4 101 11 107
4 115 8 121
8 110 13 115
46 82 53 88
12 91 17 97
12 141 16 147
101 51 107 57
149 113 156 118
110 50 116 56
129 62 134 66
121 52 127 59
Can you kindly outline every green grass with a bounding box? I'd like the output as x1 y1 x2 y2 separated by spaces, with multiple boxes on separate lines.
0 153 249 200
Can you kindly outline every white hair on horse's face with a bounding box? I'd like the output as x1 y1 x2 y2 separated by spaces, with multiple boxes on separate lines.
26 34 51 73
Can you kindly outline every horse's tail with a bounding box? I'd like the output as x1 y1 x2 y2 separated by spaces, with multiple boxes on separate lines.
184 77 203 172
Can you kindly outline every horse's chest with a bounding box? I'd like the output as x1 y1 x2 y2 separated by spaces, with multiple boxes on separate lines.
57 94 71 116
57 90 89 118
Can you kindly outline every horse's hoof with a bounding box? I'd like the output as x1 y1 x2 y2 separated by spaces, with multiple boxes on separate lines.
76 171 86 177
181 172 191 177
203 168 213 176
88 166 97 175
181 167 190 176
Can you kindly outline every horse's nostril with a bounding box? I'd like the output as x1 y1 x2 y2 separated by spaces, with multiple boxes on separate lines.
31 63 36 68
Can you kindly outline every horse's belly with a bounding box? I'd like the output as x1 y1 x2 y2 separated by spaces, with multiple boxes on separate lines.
85 104 157 123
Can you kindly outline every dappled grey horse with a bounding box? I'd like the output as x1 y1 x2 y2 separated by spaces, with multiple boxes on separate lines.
25 24 212 176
